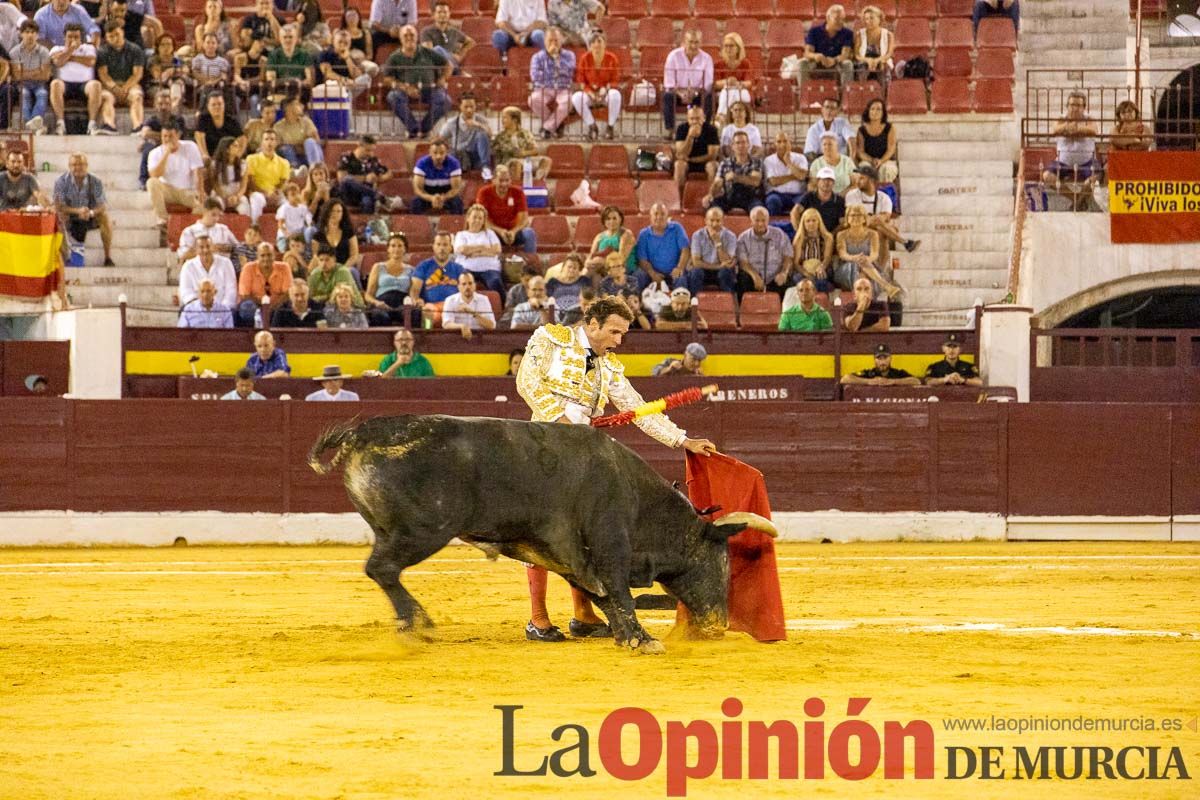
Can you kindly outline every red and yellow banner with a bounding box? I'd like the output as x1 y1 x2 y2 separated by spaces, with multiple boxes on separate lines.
0 212 62 298
1108 151 1200 243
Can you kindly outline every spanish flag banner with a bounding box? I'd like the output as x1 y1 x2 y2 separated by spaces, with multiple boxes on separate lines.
0 212 63 298
1108 151 1200 244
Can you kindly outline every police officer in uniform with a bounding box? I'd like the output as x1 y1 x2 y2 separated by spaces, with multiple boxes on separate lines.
924 333 982 386
840 343 922 386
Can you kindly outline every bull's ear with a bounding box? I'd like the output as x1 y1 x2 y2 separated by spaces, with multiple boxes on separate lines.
704 521 748 542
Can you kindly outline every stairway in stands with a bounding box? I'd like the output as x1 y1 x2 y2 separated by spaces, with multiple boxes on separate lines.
36 136 178 326
1020 0 1130 87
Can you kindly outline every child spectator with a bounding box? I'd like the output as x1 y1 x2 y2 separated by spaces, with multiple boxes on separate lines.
12 21 51 135
191 31 232 106
275 182 313 251
1111 100 1151 151
281 232 308 278
232 224 263 271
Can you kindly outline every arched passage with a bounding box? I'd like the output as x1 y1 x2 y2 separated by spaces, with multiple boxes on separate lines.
1033 270 1200 328
1154 62 1199 150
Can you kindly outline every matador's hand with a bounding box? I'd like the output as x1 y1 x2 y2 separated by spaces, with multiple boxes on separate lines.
682 437 717 456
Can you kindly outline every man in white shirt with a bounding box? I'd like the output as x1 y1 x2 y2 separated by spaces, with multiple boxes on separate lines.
178 198 239 262
803 96 856 162
178 234 237 309
492 0 547 56
661 29 713 138
178 278 234 328
763 131 809 218
306 365 361 401
844 164 919 254
442 271 496 340
146 119 205 234
48 22 108 135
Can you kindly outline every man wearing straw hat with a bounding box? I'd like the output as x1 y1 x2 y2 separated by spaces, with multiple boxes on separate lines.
515 295 716 642
305 364 360 401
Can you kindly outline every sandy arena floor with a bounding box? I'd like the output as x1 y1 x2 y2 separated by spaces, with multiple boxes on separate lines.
0 541 1197 799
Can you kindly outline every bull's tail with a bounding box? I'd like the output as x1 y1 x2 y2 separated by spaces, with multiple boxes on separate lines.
307 417 362 475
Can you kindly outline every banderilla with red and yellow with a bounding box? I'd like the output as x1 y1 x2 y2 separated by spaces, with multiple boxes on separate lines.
590 384 719 428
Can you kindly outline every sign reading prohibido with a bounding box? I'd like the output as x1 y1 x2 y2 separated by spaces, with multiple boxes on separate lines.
1108 151 1200 243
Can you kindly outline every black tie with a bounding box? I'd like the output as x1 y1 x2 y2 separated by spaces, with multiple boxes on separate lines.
585 348 597 373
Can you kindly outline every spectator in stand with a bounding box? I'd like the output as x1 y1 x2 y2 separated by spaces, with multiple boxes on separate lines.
384 25 451 138
855 98 898 183
307 243 363 306
622 289 654 329
0 151 45 211
237 240 292 325
763 131 809 218
271 278 323 327
548 0 601 46
245 129 292 222
442 271 496 339
571 30 620 141
453 203 504 294
231 26 267 109
54 152 114 267
420 0 474 75
719 101 763 159
972 0 1018 35
221 367 265 399
309 199 361 275
194 92 242 161
370 0 418 47
845 164 919 254
378 329 435 377
274 97 323 171
232 222 262 267
492 0 547 56
409 231 465 308
842 280 890 330
306 365 359 401
493 105 552 182
191 31 232 106
106 0 160 51
654 288 707 333
318 28 372 97
265 24 314 102
510 274 555 329
853 5 893 84
48 23 107 135
279 231 306 277
434 93 492 172
662 28 713 137
672 104 720 206
585 205 636 281
798 165 846 234
687 205 737 295
365 232 415 324
1111 100 1151 151
240 0 281 57
544 253 587 322
800 3 853 88
809 131 855 195
499 262 539 324
803 96 856 162
778 278 832 332
791 207 835 293
411 137 465 215
293 0 330 54
653 341 707 375
248 330 291 377
178 197 238 262
34 0 98 48
635 202 690 295
242 98 276 153
13 21 51 136
335 135 391 215
476 164 537 254
191 0 233 62
146 120 205 236
713 32 752 126
506 349 524 375
303 162 334 220
736 205 794 299
0 1 20 53
206 136 253 218
836 204 901 299
339 6 377 77
924 332 982 386
178 278 234 328
529 27 575 139
323 282 369 328
704 131 764 215
139 90 185 189
274 182 312 249
1042 91 1100 211
179 234 237 309
96 21 143 133
842 344 920 384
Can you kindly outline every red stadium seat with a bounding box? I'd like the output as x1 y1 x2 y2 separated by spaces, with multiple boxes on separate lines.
636 178 683 214
652 0 692 17
681 180 711 213
598 16 632 47
885 78 927 113
167 213 198 249
934 17 974 48
723 17 764 48
892 45 931 64
636 46 671 79
447 75 480 102
391 215 434 249
723 215 752 234
593 179 638 208
460 17 493 44
974 47 1015 79
635 16 676 48
531 215 572 252
764 18 806 49
435 215 466 235
738 291 782 330
587 144 631 177
736 0 778 17
936 0 973 15
934 47 973 78
506 47 537 77
323 139 356 166
681 18 720 44
552 179 593 214
697 291 737 330
694 0 729 16
608 0 649 16
930 76 971 112
158 14 185 43
573 213 605 249
799 79 840 110
844 81 882 116
895 17 933 49
489 74 529 108
546 143 586 178
973 78 1014 112
375 142 409 174
816 0 862 18
757 76 798 114
480 290 502 319
460 44 502 77
977 17 1018 49
896 0 935 18
174 0 205 14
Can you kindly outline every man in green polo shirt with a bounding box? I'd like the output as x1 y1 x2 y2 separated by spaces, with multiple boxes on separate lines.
779 279 833 332
379 329 435 377
265 24 314 99
307 245 362 306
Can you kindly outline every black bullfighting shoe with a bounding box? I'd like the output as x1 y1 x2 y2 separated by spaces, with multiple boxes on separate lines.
525 621 567 642
568 618 612 638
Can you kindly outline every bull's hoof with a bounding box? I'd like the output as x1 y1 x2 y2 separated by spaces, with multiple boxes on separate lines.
396 618 436 642
632 638 666 655
568 618 611 638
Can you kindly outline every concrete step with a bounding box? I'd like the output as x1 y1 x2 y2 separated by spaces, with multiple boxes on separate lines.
898 141 1017 161
902 267 1009 290
36 170 146 193
1023 15 1130 34
1022 0 1130 19
66 246 170 268
899 176 1015 197
68 284 178 308
894 194 1013 216
126 308 180 327
904 230 1011 252
65 266 172 286
52 225 162 248
96 189 154 210
901 159 1014 179
1021 32 1129 51
35 134 149 155
1021 50 1127 69
900 215 1015 235
894 116 1019 143
905 250 1009 270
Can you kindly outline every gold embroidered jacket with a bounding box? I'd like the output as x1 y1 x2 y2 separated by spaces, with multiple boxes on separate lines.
516 323 688 448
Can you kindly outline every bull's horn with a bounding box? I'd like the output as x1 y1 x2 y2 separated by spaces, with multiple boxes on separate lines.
714 511 778 538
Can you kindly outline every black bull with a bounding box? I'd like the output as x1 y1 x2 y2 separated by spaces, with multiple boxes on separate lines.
308 414 776 654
